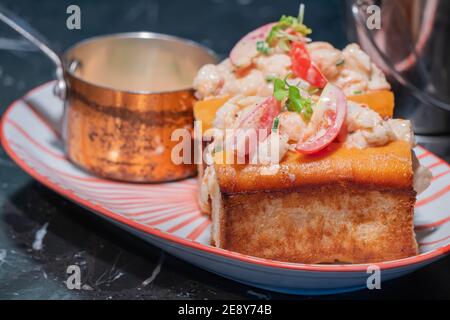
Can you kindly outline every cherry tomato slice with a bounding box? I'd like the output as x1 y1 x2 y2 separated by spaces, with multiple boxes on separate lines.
231 96 281 155
296 83 347 154
230 23 276 69
290 42 328 88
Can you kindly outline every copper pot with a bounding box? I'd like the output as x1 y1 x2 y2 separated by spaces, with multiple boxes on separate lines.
0 7 217 182
61 33 217 182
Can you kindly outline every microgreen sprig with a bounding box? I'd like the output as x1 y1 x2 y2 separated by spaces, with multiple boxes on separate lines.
273 78 289 101
266 15 312 47
272 76 314 121
256 3 312 55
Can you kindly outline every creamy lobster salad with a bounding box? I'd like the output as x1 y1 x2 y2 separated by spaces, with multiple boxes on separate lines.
193 7 432 193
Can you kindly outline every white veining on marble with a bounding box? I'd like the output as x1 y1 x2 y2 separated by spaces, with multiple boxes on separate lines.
0 249 7 267
32 222 49 251
142 252 164 287
247 289 271 300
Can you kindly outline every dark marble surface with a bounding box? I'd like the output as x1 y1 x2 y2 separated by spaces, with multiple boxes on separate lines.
0 0 448 300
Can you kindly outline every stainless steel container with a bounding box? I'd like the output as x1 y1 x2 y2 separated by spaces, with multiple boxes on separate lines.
345 0 450 136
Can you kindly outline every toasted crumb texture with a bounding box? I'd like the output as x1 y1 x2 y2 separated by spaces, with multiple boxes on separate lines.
213 185 417 264
200 140 417 263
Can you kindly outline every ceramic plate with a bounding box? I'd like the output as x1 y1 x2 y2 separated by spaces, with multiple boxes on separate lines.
1 81 449 295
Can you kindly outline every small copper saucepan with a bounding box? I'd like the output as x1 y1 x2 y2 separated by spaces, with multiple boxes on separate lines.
0 6 217 182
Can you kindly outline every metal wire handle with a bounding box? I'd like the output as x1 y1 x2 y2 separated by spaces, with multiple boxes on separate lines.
0 4 66 99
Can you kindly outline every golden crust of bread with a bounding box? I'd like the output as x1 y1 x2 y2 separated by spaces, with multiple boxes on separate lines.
214 183 417 263
214 141 413 194
204 140 418 264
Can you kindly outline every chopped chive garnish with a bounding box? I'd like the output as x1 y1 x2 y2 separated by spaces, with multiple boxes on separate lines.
298 3 305 25
353 90 363 95
336 59 345 67
272 117 280 131
256 40 270 55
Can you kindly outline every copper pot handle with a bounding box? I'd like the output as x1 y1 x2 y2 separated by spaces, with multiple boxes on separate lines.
0 4 66 99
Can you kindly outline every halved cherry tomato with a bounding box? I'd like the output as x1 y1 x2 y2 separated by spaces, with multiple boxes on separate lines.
230 96 281 155
290 42 327 88
296 83 347 154
230 23 276 69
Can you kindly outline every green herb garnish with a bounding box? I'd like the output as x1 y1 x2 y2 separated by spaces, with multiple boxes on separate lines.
273 78 289 101
273 76 313 120
266 14 312 46
257 4 312 53
288 85 304 113
272 117 280 132
353 90 363 95
266 25 282 46
302 104 314 120
256 40 270 55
